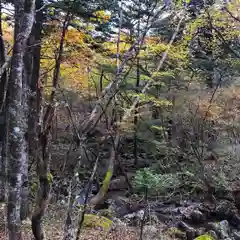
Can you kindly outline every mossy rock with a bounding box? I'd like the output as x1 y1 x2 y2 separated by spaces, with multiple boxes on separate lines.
167 227 186 238
83 214 113 231
194 234 214 240
99 208 113 219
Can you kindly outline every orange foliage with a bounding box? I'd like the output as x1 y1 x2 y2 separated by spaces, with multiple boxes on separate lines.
65 28 85 45
41 21 94 92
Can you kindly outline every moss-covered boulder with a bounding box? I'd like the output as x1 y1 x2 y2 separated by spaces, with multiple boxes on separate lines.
83 214 113 231
167 227 186 239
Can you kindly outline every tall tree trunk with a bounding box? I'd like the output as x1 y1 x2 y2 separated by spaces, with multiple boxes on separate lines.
32 12 69 240
0 104 9 202
20 39 33 220
0 0 7 109
26 0 44 220
0 0 8 202
32 128 53 240
28 0 43 161
134 56 140 166
7 0 35 239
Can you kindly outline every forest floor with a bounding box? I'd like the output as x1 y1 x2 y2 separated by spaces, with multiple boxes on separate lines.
0 203 175 240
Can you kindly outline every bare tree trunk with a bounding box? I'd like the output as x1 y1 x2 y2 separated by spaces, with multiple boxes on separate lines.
20 40 33 220
32 12 69 240
7 0 35 239
62 180 76 240
0 106 9 202
28 0 43 161
0 0 7 110
32 128 53 240
0 0 8 202
134 56 140 166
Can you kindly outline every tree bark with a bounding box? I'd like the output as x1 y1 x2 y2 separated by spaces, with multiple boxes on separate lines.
31 129 52 240
0 0 8 202
7 0 35 239
89 134 120 206
28 0 43 161
0 0 7 110
20 38 34 220
32 12 69 240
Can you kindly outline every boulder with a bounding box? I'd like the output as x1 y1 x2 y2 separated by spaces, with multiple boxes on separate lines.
106 196 142 218
190 210 206 223
109 175 133 191
207 220 230 239
167 227 186 239
230 214 240 229
207 230 218 239
82 214 113 231
232 230 240 240
142 225 159 240
123 210 144 225
215 200 237 219
178 221 199 239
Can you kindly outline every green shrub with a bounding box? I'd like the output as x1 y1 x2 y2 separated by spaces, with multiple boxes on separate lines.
133 168 181 195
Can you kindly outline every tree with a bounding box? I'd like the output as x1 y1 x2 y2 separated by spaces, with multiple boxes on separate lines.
7 0 35 239
0 0 239 239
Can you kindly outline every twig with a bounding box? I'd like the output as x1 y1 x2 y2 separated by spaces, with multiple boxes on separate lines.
75 154 100 240
224 7 240 22
122 12 185 121
139 188 148 240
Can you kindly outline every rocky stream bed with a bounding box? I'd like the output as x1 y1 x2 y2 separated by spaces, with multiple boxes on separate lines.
97 194 240 240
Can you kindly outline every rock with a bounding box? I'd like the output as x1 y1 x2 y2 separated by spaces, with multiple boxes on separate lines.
233 191 240 209
107 196 134 217
232 231 240 240
216 200 236 219
155 212 172 222
207 230 218 239
167 227 186 239
106 195 143 218
109 175 133 191
178 221 199 239
179 205 200 221
148 211 159 224
123 210 144 226
112 217 127 228
219 220 230 239
83 214 113 231
142 225 159 240
191 210 206 223
230 214 240 229
207 220 230 239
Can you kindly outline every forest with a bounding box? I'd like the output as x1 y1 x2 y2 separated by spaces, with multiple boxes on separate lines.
0 0 240 239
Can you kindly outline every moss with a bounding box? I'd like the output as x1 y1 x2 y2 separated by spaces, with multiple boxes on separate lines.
83 214 113 231
101 170 113 194
194 234 215 240
30 182 38 193
99 208 113 218
167 227 186 238
47 172 53 183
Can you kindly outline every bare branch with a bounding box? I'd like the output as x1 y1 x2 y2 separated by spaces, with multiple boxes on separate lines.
224 7 240 22
122 12 185 121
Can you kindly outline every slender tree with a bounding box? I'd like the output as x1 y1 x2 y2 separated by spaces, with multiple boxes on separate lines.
7 0 35 239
